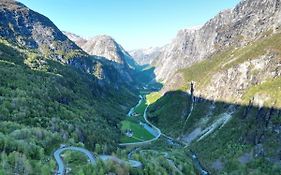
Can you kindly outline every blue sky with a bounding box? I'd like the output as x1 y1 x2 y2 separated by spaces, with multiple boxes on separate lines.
18 0 241 50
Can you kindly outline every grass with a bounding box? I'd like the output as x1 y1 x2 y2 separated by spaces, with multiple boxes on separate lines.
242 77 281 108
179 32 281 90
134 99 147 116
120 120 154 143
120 135 141 143
120 93 160 143
147 91 192 137
146 92 162 105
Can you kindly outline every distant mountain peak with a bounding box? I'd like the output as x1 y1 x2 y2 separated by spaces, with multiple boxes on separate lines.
0 0 86 62
64 32 140 70
153 0 281 82
129 47 162 66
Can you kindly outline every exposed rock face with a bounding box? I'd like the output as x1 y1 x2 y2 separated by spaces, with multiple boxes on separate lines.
129 47 162 66
62 31 87 46
198 54 281 102
82 35 125 64
64 32 147 85
154 0 281 82
0 0 138 88
0 0 86 62
64 33 139 70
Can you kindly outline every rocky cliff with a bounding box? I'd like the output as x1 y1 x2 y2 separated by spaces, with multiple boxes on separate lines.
62 31 87 47
0 0 139 88
154 0 281 83
64 33 140 70
129 47 162 66
146 0 281 173
0 0 87 62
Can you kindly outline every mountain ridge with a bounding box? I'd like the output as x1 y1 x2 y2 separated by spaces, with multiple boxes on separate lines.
63 32 140 70
153 0 281 83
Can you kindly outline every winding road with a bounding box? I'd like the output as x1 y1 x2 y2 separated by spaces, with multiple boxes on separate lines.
54 146 95 175
124 94 210 174
54 93 209 175
54 146 142 175
119 96 162 146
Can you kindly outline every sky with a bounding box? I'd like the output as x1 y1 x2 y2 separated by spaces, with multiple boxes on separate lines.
18 0 241 50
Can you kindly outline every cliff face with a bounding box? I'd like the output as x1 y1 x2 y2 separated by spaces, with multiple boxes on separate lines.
146 1 281 173
0 0 140 89
64 33 140 70
154 0 281 83
81 35 126 64
0 0 86 62
129 47 162 66
199 52 281 104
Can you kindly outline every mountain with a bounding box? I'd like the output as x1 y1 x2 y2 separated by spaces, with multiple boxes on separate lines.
145 0 281 174
0 0 87 62
63 32 155 87
129 47 162 66
2 0 281 174
64 32 140 70
0 1 141 174
62 31 87 46
154 0 281 83
0 0 141 89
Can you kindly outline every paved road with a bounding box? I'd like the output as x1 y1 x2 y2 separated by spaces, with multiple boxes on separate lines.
54 146 95 175
54 146 142 175
128 95 143 117
119 96 161 146
142 95 210 175
54 93 208 175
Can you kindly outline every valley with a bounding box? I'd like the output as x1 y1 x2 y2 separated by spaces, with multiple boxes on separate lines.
0 0 281 174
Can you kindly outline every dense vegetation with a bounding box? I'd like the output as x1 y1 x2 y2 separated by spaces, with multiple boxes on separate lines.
147 91 192 137
125 139 196 175
57 140 197 175
192 104 281 175
147 89 281 174
0 40 137 174
179 31 281 91
144 30 281 174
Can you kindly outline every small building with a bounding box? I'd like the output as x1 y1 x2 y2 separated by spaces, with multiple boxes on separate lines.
125 129 134 137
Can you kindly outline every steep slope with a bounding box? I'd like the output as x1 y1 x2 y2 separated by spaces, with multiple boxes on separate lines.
0 0 139 89
154 0 281 83
64 33 140 70
129 47 162 66
145 0 281 174
148 89 281 174
62 31 87 46
0 0 86 62
0 1 140 174
0 37 138 174
65 32 161 88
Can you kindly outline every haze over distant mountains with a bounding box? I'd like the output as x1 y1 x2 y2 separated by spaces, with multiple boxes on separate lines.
63 32 140 69
1 0 281 174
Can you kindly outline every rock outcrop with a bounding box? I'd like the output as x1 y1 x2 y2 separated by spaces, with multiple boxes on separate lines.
129 47 162 66
0 0 86 62
64 33 140 70
0 0 138 88
199 53 281 103
154 0 281 82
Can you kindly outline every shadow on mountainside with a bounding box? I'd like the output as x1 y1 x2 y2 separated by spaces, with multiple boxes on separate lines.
147 90 281 174
93 56 163 91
